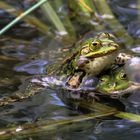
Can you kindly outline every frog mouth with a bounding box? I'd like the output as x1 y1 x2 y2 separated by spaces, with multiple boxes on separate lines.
99 82 140 98
77 45 118 68
77 46 117 68
77 56 89 67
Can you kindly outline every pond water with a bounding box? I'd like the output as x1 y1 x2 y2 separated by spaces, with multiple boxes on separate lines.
1 0 140 139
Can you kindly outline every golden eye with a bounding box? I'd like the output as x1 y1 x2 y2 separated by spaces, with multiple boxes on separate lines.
92 42 99 46
90 41 102 50
119 73 127 80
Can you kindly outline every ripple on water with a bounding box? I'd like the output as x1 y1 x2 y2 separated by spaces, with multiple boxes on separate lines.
1 44 38 60
14 59 48 74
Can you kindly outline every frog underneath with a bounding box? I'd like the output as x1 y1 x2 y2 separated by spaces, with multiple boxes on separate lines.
97 66 140 98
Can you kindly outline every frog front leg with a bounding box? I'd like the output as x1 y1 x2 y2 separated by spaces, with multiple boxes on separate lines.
63 73 99 102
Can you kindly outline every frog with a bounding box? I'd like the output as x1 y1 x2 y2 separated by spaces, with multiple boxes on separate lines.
47 32 120 89
1 65 140 107
0 32 121 106
96 66 140 98
71 33 119 75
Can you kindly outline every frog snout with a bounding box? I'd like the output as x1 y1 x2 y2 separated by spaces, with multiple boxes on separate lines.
77 56 89 67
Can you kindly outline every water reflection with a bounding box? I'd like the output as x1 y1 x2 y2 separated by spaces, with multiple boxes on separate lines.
91 120 140 140
14 59 48 74
1 0 140 140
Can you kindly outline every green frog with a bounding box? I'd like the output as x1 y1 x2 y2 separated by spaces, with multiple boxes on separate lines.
71 33 119 75
0 32 121 106
96 66 140 98
2 32 138 105
1 66 140 106
47 32 120 88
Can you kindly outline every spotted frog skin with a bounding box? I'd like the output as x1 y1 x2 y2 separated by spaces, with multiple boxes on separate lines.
0 33 122 106
115 53 132 65
46 33 120 89
60 33 120 88
71 32 119 75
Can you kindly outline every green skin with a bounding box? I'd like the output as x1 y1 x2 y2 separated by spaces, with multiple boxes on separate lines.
1 66 139 106
96 67 140 98
71 33 119 75
48 33 119 76
0 33 135 106
47 32 120 88
97 67 130 94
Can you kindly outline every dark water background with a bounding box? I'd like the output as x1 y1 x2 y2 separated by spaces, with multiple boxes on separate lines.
1 0 140 139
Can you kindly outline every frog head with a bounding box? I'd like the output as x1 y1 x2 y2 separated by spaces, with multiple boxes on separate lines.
97 67 130 95
73 33 120 75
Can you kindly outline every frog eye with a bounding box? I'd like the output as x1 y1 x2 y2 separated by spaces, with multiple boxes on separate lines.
90 41 102 50
92 42 98 46
119 73 127 80
92 41 100 46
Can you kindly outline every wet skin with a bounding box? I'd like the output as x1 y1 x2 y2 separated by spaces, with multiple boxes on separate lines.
68 32 119 75
60 33 120 88
97 66 140 98
2 33 133 106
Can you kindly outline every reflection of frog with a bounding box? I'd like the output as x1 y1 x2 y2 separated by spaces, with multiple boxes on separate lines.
0 33 121 106
97 66 140 98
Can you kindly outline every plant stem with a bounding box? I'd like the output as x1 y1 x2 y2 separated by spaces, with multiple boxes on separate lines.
79 101 140 122
0 0 48 35
93 0 134 45
40 0 68 36
0 1 49 35
0 111 115 139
